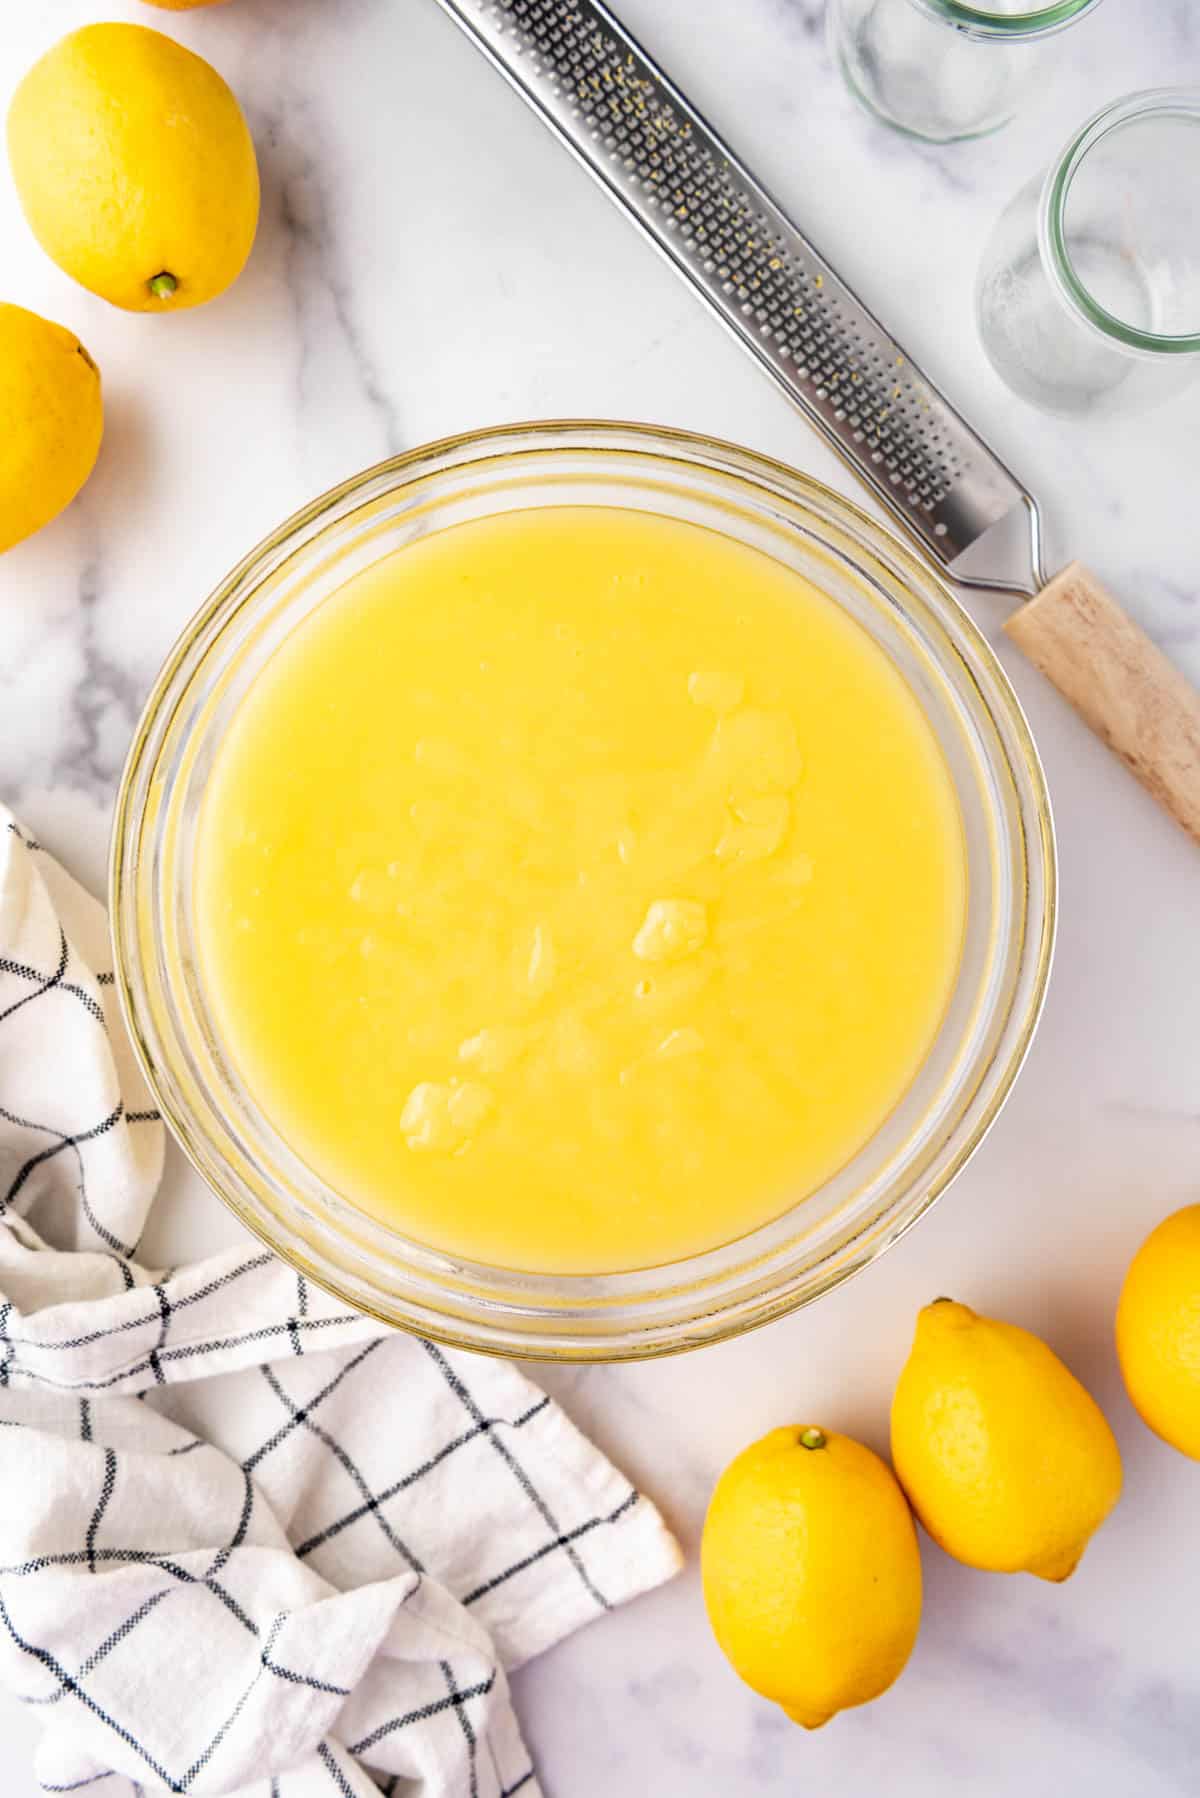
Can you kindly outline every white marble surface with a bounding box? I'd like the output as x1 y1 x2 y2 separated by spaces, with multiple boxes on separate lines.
2 0 1200 1792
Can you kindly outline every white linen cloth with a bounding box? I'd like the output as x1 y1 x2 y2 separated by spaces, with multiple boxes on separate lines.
0 809 682 1798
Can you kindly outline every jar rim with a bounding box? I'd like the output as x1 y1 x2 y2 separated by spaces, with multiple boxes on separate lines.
110 421 1056 1361
911 0 1102 41
1039 88 1200 356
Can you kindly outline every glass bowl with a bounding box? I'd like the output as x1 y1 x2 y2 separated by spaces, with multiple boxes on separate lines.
111 421 1055 1361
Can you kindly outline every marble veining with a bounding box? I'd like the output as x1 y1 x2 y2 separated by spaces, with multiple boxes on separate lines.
1 1 1199 1793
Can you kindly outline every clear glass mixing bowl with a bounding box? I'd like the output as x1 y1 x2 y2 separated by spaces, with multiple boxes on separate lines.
111 422 1055 1360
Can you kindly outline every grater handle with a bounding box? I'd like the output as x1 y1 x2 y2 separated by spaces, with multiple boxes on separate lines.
1007 563 1200 845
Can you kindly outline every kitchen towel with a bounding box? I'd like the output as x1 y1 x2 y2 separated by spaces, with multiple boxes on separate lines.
0 807 682 1798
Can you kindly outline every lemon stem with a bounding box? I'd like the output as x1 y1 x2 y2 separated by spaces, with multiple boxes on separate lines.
148 272 178 301
799 1427 827 1451
931 1295 956 1305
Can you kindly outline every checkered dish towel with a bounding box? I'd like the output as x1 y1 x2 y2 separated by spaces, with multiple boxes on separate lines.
0 810 682 1798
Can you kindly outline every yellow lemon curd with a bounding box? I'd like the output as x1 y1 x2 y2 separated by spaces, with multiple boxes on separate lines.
195 507 966 1273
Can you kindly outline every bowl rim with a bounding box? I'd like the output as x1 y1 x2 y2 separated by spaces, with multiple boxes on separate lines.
110 419 1057 1361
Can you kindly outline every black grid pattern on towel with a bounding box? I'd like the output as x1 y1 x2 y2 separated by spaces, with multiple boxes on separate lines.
0 1321 630 1793
0 1216 626 1792
0 815 658 1796
1 819 160 1273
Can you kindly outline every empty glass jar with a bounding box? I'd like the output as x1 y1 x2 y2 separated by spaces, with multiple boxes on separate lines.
829 0 1105 143
976 89 1200 417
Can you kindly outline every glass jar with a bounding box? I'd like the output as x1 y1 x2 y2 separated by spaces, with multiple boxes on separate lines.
111 422 1055 1361
829 0 1105 143
977 90 1200 417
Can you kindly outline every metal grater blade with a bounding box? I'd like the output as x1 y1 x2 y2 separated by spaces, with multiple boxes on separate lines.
434 0 1046 596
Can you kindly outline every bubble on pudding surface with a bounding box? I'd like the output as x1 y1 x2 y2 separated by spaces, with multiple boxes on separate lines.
400 1079 494 1153
716 795 791 866
687 670 744 715
448 1081 493 1132
709 707 802 799
458 1025 530 1075
633 898 709 963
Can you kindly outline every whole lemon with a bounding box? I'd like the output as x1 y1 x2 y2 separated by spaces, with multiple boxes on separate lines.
1116 1205 1200 1460
7 24 258 313
0 302 103 554
892 1300 1122 1582
701 1425 922 1730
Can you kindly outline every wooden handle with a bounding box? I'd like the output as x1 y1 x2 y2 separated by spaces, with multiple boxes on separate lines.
1005 561 1200 845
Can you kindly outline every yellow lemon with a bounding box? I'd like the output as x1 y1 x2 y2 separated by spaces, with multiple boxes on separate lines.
7 24 258 313
892 1300 1122 1582
701 1426 922 1730
0 302 103 554
1117 1205 1200 1460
